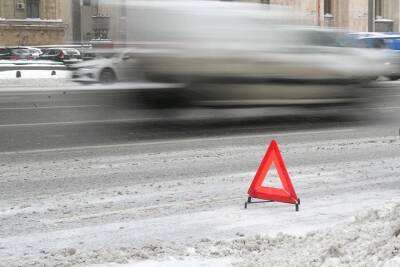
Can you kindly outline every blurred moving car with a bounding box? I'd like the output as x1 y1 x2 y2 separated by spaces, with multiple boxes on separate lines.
121 0 391 108
71 50 143 84
0 47 34 60
345 32 400 80
39 48 82 65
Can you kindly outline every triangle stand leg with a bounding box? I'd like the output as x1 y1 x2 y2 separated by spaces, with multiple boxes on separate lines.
244 197 251 209
245 196 300 212
244 196 274 209
295 198 300 212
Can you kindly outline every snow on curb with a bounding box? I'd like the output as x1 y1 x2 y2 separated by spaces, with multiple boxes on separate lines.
0 70 69 80
4 202 400 267
92 202 400 267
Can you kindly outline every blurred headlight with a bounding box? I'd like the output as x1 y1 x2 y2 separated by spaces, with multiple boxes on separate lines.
80 67 96 71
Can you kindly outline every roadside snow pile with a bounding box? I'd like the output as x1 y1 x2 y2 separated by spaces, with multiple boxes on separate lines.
127 202 400 267
214 203 400 267
10 202 400 267
101 203 400 266
0 60 63 65
0 70 69 80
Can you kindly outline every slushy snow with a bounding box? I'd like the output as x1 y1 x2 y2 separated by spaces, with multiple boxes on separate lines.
90 202 400 267
4 202 400 267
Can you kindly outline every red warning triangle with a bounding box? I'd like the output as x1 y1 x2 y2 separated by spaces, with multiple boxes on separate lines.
247 140 299 205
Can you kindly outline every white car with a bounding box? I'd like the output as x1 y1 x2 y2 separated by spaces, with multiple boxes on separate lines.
125 1 391 108
71 51 143 84
19 47 43 59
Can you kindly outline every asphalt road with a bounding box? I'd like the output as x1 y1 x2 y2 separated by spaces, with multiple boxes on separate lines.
0 81 399 153
0 81 400 266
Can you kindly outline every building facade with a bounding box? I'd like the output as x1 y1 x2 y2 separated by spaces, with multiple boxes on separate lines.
71 0 126 44
242 0 400 32
0 0 71 46
0 0 125 46
315 0 400 32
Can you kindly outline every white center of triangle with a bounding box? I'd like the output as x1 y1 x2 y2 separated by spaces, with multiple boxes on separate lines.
261 162 283 189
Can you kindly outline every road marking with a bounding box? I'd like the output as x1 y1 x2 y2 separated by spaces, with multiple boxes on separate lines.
0 96 22 100
0 118 146 128
0 82 183 94
374 94 400 98
360 106 400 110
1 103 400 128
321 105 400 112
0 105 105 111
0 128 356 156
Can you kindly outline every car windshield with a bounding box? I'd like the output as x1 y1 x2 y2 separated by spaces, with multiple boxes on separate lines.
65 49 80 55
0 48 10 54
281 29 345 47
43 49 59 55
12 49 30 55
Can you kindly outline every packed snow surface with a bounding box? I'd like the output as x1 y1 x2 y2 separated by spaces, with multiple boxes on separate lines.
0 70 69 80
0 128 399 266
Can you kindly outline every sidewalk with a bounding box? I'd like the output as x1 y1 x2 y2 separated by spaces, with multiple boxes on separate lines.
0 70 73 88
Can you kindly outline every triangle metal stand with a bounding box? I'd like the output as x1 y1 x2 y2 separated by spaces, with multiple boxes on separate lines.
244 196 300 212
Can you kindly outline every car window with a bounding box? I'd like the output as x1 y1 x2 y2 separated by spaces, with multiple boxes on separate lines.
297 30 343 47
65 49 80 55
0 48 10 54
371 38 388 49
340 36 369 48
48 50 59 55
12 49 30 55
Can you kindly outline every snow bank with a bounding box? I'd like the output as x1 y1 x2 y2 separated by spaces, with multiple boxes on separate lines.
117 202 400 267
210 203 400 266
7 202 400 267
0 60 63 65
0 70 69 79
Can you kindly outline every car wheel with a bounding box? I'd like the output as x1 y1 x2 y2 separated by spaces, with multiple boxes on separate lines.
99 68 117 84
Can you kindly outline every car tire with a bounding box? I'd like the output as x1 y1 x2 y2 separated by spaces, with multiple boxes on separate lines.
99 68 117 84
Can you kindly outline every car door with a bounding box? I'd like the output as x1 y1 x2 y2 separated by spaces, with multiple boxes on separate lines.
115 52 141 81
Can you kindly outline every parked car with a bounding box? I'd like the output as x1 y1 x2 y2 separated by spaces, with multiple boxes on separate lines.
19 47 43 59
71 50 143 84
346 32 400 49
39 48 82 65
0 47 34 60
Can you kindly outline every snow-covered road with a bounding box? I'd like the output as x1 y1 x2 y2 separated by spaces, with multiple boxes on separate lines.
0 126 399 266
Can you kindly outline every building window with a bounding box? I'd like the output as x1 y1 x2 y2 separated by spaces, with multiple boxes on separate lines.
261 0 270 4
324 0 332 15
26 0 40 18
83 0 91 6
376 0 383 18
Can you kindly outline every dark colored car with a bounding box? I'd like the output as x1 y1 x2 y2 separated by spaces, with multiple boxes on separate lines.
0 48 34 60
39 48 82 64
